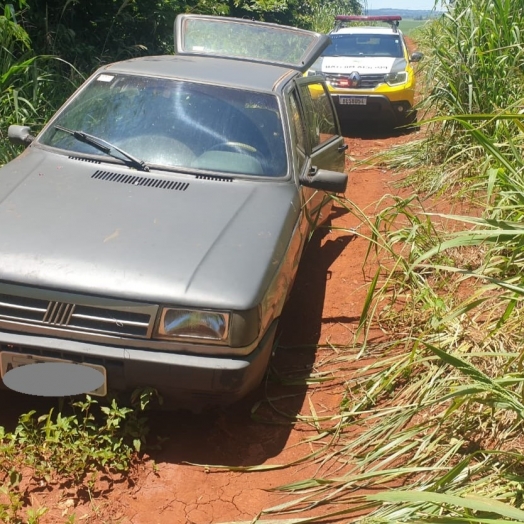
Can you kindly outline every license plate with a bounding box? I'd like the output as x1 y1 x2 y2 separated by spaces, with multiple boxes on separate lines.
340 96 367 106
0 351 107 396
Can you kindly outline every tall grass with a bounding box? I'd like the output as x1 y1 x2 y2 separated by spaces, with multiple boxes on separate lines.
412 0 524 173
308 0 363 33
348 109 524 519
251 181 524 521
0 3 81 165
423 0 524 114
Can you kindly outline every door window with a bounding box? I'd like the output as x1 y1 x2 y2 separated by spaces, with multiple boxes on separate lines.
288 90 308 172
298 82 338 150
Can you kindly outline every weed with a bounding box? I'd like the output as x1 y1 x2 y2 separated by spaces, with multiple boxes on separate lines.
0 387 160 522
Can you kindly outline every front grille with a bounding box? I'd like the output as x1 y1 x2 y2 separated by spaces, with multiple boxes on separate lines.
0 293 152 338
326 73 385 89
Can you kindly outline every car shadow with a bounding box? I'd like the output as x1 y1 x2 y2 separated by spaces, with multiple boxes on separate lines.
0 389 61 432
341 119 419 139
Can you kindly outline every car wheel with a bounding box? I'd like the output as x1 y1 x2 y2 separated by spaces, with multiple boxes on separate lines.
395 110 418 133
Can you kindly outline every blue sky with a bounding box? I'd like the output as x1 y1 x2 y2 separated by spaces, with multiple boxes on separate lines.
366 0 441 9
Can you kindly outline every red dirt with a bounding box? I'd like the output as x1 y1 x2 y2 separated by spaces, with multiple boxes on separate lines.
0 123 423 524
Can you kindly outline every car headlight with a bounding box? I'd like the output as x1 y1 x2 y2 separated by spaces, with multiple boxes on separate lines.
155 307 260 347
384 71 408 86
157 308 229 342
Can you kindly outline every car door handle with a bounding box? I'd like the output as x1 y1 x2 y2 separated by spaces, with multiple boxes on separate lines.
338 143 348 152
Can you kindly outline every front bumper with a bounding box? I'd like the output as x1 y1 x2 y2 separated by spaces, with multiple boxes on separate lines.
331 93 413 124
0 321 278 410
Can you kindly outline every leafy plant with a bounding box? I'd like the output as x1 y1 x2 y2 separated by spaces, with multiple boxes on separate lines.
412 0 524 172
0 2 81 165
307 0 362 33
0 388 159 484
240 100 524 520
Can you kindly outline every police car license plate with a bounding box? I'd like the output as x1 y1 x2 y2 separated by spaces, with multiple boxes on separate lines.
340 96 367 106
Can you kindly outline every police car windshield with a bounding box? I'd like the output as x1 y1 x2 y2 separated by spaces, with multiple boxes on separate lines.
323 34 403 58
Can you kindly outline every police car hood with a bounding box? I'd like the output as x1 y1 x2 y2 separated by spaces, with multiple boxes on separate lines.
314 56 407 75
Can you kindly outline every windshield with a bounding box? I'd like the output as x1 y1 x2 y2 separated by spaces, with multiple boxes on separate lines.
39 73 288 177
323 34 403 58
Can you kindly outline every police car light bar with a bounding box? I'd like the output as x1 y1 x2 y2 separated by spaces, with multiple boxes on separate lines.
335 15 402 22
334 15 402 32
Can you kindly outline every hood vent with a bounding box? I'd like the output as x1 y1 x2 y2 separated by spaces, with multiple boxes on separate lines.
92 170 189 191
70 156 102 164
195 174 233 183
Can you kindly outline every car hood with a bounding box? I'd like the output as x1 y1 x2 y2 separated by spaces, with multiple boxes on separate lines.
0 148 301 310
317 56 407 75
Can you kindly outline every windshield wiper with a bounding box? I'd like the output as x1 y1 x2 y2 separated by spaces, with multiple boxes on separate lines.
54 125 150 172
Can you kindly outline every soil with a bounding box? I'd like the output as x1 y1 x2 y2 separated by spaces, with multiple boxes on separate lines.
0 121 423 524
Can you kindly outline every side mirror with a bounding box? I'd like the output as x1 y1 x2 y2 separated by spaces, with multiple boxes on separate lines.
300 167 347 193
410 51 424 62
8 125 35 146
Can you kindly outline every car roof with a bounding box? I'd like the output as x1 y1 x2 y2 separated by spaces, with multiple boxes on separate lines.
332 26 402 36
98 54 299 94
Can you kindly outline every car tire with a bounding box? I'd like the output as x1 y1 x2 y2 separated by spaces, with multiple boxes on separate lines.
395 109 418 133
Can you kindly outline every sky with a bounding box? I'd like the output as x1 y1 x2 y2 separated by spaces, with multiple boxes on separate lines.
366 0 442 9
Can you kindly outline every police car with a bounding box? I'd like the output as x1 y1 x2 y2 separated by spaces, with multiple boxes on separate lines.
308 15 424 128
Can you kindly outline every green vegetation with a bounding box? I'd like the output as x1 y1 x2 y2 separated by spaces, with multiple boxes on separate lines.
0 3 80 163
0 389 159 523
11 0 362 74
308 0 362 33
399 19 427 36
414 0 524 179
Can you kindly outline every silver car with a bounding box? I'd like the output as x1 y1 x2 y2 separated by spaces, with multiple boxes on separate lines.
0 15 348 409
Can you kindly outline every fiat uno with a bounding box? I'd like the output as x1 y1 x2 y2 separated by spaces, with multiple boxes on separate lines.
0 15 348 409
308 15 424 127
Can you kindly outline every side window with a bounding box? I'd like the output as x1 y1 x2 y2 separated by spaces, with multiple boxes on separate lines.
298 82 338 150
288 90 307 172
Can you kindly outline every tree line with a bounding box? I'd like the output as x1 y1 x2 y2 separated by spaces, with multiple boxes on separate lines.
0 0 361 158
6 0 362 74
